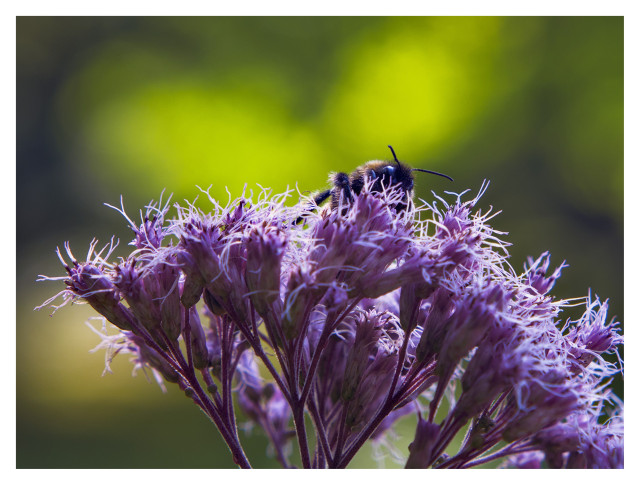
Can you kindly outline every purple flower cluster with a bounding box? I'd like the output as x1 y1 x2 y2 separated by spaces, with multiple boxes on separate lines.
38 181 623 468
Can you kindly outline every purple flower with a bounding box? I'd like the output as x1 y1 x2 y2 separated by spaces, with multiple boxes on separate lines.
574 404 624 469
38 181 623 469
564 294 623 370
406 418 440 468
39 240 135 331
503 451 545 469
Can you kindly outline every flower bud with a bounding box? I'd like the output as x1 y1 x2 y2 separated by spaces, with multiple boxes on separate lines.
179 220 225 284
187 307 209 369
533 421 581 455
354 264 425 299
203 288 226 316
502 369 580 442
281 266 317 340
114 261 162 331
524 252 566 295
344 352 396 430
133 337 180 384
341 313 382 402
399 282 434 332
454 345 511 420
415 288 455 362
153 262 182 340
437 284 509 372
406 419 440 468
204 323 223 379
131 209 166 250
504 451 545 469
565 297 623 371
66 262 134 331
245 224 286 317
178 255 206 309
322 283 350 323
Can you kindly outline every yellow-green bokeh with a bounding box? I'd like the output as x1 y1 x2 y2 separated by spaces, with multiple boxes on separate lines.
17 16 622 468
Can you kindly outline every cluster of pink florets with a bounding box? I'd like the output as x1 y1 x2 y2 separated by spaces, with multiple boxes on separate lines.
38 181 623 468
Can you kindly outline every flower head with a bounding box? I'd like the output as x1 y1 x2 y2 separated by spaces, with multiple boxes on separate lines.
38 180 623 469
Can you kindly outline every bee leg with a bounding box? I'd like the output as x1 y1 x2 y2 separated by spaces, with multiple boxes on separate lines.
332 172 354 209
314 189 333 206
294 189 333 225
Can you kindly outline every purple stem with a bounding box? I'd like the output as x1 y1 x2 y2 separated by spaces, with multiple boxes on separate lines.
183 308 194 372
158 327 251 468
292 405 312 468
459 442 534 468
307 398 333 466
331 405 349 467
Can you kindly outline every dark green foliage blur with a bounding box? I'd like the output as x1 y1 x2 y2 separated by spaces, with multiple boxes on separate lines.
17 17 623 468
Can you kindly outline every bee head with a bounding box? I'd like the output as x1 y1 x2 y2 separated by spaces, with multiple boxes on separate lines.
377 163 413 190
390 145 454 184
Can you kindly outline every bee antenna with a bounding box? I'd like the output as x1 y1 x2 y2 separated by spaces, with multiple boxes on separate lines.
387 145 401 166
412 168 454 182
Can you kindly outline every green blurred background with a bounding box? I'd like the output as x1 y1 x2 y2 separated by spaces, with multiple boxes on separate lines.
17 17 623 468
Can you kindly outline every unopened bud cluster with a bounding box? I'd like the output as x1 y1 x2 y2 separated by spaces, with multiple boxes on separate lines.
38 181 623 468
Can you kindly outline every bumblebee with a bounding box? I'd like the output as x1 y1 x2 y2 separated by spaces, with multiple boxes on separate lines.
300 146 453 220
